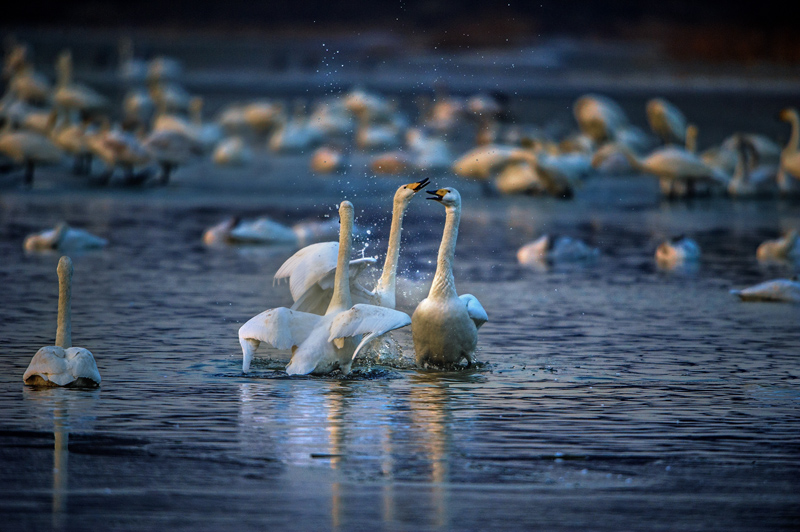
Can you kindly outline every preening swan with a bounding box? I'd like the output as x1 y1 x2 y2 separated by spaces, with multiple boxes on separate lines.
646 97 687 145
238 200 412 375
23 256 101 387
274 178 430 314
730 278 800 303
411 187 488 368
756 230 799 262
24 222 107 252
655 236 700 270
517 235 599 266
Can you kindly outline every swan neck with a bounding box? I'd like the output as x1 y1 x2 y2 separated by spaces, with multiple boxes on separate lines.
55 257 72 349
374 199 407 306
430 203 460 299
327 208 354 315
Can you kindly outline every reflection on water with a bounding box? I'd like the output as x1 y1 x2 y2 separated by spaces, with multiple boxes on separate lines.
1 166 800 530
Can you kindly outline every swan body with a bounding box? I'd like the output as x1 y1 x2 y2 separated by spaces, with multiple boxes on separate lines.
24 223 107 252
212 136 252 166
142 129 198 184
406 128 453 173
238 201 412 374
592 142 728 197
452 143 536 182
412 188 487 367
573 94 628 144
86 125 151 182
517 235 598 265
778 108 800 193
727 134 778 197
756 230 799 262
203 216 340 247
23 256 101 387
730 278 800 303
646 97 687 145
310 145 347 174
0 127 63 185
656 236 700 269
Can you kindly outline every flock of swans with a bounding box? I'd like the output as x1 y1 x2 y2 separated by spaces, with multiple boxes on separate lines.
12 39 800 386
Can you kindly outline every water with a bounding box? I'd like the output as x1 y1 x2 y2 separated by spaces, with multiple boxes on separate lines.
2 101 800 530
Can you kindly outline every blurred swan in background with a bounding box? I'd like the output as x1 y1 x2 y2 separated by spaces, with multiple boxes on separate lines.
212 135 252 166
778 107 800 194
655 236 700 270
238 200 411 374
646 97 687 145
756 229 799 262
412 188 487 368
730 278 800 303
24 222 108 252
517 235 599 266
23 256 101 387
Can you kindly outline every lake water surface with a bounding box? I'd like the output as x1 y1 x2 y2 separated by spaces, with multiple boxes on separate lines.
1 90 799 531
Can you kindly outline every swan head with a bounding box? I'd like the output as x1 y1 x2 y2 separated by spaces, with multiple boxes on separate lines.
395 177 430 204
426 187 461 208
779 107 798 123
338 200 354 222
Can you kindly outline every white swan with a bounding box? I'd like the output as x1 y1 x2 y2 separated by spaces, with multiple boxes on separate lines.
591 141 728 198
274 178 430 313
212 136 252 167
727 134 778 198
411 187 488 367
203 216 341 247
52 50 108 119
756 230 799 262
646 97 687 145
517 235 599 266
730 278 800 303
0 121 63 186
573 93 628 144
142 128 199 184
24 222 107 252
238 200 412 374
23 256 101 387
778 107 800 194
655 236 700 269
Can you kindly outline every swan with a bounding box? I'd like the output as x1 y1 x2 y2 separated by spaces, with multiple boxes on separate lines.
573 93 628 144
756 230 799 262
406 127 453 173
517 235 599 266
411 187 488 368
730 277 800 303
268 100 324 153
238 200 412 374
727 134 778 198
203 216 340 247
52 50 108 119
310 144 348 174
591 141 728 198
3 44 51 104
24 222 107 252
86 122 152 184
655 236 700 269
0 121 63 186
142 128 199 184
23 256 101 387
370 150 412 175
646 97 687 145
212 136 252 167
778 107 800 194
274 178 430 313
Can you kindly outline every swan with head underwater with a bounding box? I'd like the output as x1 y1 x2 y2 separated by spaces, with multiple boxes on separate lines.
238 200 412 375
273 178 431 314
23 256 101 387
412 187 488 368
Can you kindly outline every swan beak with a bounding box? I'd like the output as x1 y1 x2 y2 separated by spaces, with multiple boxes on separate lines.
426 189 445 201
408 177 430 191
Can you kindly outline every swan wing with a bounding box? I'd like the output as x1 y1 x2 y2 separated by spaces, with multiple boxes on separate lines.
460 294 488 329
327 304 412 360
65 347 102 384
239 307 322 350
23 346 72 385
274 241 339 300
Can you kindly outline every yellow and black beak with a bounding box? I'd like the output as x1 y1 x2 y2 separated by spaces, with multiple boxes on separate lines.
408 177 430 191
426 188 446 201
